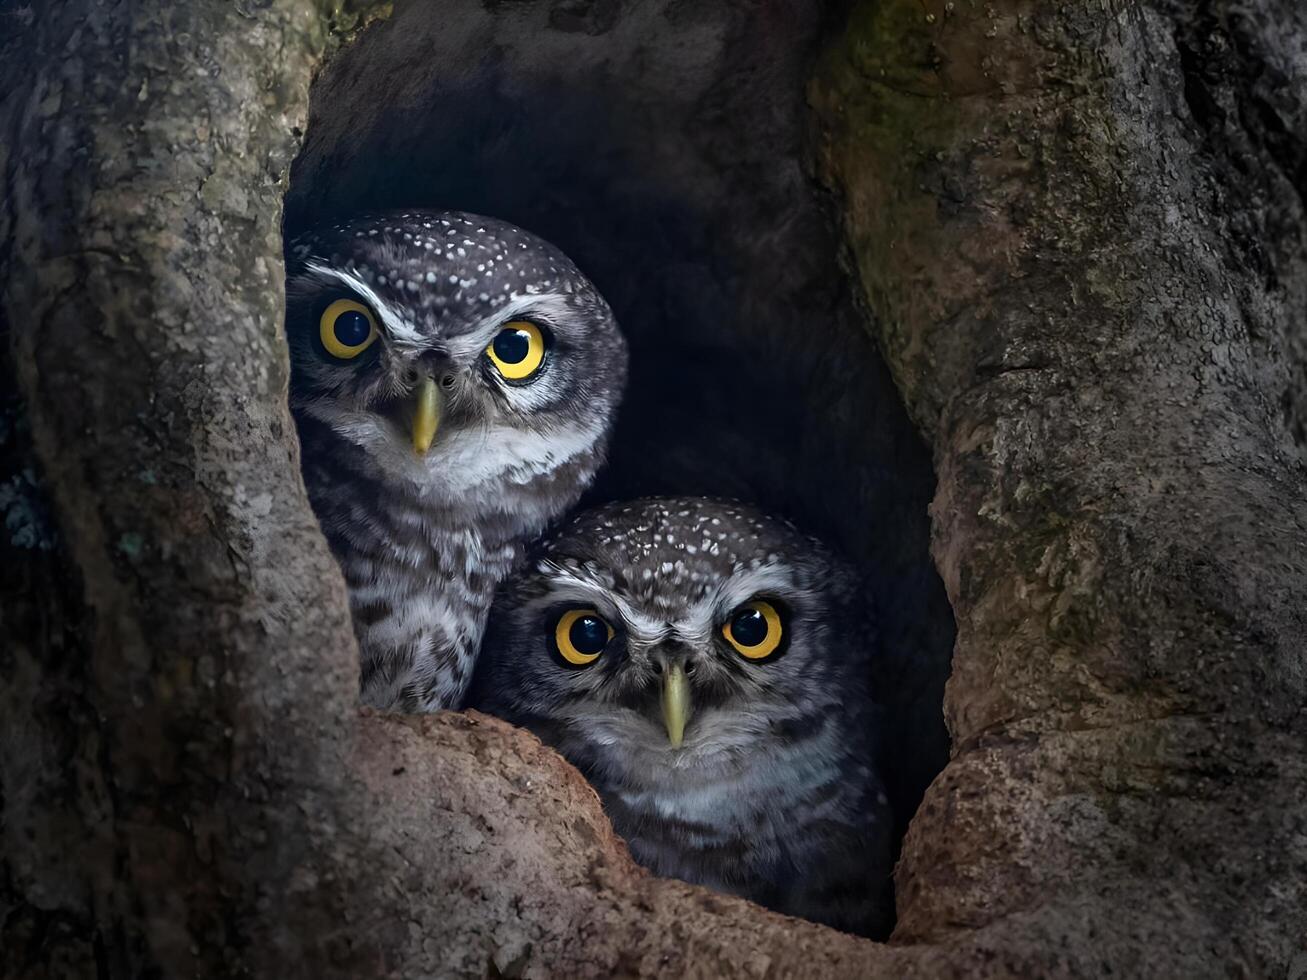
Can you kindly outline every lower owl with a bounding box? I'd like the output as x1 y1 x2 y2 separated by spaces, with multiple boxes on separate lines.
471 496 893 936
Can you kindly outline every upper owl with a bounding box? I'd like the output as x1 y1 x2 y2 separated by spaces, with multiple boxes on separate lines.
471 497 893 936
285 210 627 711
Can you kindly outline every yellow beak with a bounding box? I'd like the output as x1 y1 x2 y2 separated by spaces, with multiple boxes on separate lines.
661 662 690 748
411 376 440 455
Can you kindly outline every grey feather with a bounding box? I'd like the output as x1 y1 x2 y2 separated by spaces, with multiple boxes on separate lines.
286 210 626 710
472 496 893 936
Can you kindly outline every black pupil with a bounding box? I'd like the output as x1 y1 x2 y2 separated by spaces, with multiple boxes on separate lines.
333 310 371 348
731 608 768 647
569 615 608 655
493 328 531 364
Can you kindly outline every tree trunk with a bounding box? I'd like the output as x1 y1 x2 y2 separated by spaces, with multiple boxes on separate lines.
813 0 1307 964
2 1 1304 978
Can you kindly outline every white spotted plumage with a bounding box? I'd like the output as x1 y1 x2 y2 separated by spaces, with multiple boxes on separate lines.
473 497 894 936
286 210 627 711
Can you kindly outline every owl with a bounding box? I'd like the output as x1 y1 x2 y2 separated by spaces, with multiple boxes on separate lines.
471 497 894 936
285 210 627 711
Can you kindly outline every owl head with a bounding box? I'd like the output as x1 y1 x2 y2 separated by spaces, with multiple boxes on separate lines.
285 210 627 499
473 497 877 775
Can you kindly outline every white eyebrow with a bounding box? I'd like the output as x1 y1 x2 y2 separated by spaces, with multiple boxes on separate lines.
538 561 670 640
494 293 573 325
669 562 802 638
307 262 424 347
711 562 798 612
441 293 573 363
538 559 803 646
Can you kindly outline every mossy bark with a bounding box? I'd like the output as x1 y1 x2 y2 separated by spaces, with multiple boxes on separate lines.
813 0 1307 967
1 1 1304 978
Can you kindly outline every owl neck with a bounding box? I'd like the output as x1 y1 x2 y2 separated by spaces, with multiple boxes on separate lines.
296 412 595 547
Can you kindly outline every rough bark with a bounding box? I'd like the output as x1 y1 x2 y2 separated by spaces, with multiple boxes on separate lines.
811 0 1307 966
1 2 1304 980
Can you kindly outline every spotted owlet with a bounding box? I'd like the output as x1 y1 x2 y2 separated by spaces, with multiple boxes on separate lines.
472 496 893 936
286 210 627 711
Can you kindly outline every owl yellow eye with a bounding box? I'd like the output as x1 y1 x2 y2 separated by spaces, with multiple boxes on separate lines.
553 608 614 667
486 321 547 381
319 299 378 359
722 600 785 661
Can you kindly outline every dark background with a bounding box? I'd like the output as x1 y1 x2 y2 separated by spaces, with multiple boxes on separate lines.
285 0 956 843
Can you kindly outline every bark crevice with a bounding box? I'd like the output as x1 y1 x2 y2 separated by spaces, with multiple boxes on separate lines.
2 1 1305 977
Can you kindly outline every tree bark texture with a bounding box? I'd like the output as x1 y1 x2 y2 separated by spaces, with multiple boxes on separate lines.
1 1 1304 978
811 0 1307 964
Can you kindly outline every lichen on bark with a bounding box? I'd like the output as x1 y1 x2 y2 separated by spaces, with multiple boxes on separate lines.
2 0 1304 978
813 0 1307 966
